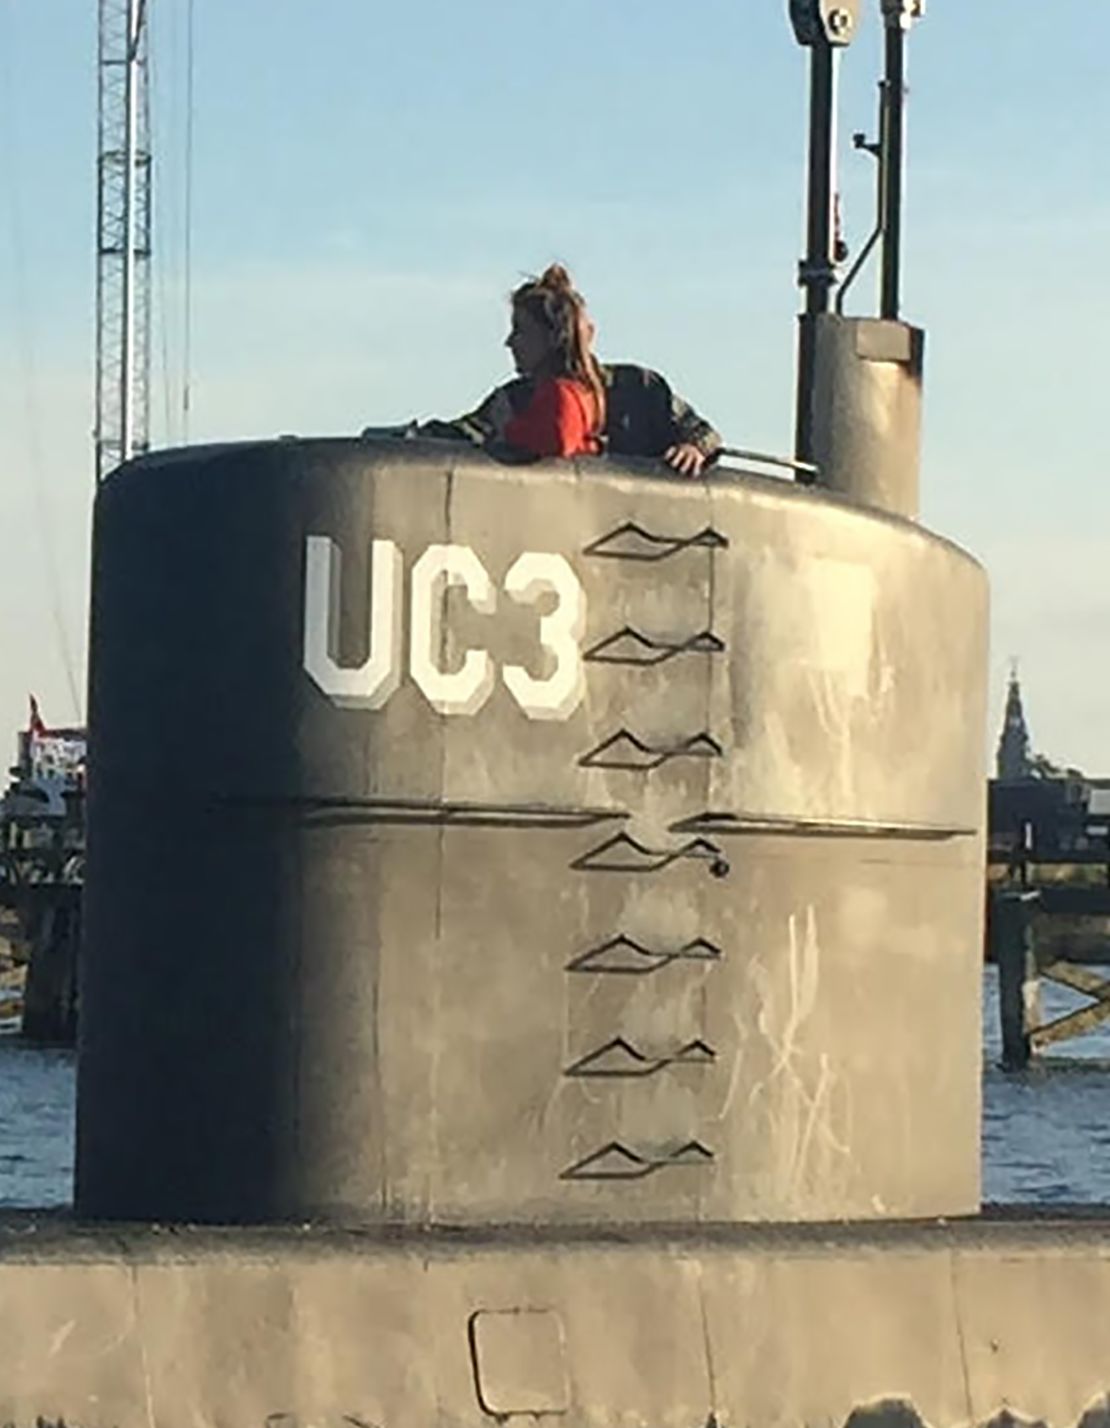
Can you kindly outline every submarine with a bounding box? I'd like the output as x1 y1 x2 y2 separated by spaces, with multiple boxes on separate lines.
4 5 1110 1427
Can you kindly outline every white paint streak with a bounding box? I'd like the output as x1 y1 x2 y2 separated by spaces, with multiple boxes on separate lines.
747 907 851 1208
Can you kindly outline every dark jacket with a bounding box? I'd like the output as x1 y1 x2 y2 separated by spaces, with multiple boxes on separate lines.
423 363 721 462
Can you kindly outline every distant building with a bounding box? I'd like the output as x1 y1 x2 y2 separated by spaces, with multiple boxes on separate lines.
1 700 86 888
3 713 86 824
989 669 1105 859
996 667 1033 779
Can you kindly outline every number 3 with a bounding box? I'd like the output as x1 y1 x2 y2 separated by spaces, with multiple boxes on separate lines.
502 553 586 720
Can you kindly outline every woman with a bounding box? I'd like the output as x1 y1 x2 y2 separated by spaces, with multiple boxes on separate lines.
499 265 606 459
411 267 722 475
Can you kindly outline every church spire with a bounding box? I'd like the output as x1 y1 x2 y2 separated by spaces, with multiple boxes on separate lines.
996 662 1033 779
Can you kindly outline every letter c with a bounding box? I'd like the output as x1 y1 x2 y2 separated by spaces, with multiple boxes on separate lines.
410 545 497 715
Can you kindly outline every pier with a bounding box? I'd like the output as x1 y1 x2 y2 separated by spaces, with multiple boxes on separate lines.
988 669 1110 1067
0 731 84 1044
0 886 82 1047
989 840 1110 1069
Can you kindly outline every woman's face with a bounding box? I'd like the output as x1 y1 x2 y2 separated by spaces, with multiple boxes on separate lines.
506 305 553 376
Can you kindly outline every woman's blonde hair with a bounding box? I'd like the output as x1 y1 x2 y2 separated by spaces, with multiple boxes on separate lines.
511 264 606 437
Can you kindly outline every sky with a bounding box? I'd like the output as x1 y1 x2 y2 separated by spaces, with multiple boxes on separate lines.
1 0 1108 771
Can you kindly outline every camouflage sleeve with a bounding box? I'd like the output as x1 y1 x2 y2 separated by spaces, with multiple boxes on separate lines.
416 379 529 446
667 384 723 460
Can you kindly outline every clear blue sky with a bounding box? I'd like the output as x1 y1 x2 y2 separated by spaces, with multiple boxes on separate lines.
1 1 1108 768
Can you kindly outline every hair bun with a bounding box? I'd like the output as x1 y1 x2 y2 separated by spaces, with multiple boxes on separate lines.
540 263 574 292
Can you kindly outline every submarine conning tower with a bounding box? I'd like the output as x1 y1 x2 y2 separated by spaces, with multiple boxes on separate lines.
75 0 986 1227
75 435 987 1225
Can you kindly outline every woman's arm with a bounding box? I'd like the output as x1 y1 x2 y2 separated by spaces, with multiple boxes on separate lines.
416 378 531 445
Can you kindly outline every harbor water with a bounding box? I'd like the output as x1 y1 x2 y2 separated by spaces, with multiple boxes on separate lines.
3 969 1110 1211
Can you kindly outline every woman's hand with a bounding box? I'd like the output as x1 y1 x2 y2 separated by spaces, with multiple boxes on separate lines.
664 443 706 477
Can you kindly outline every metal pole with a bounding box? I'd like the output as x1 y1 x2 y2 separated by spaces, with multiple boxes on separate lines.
795 39 839 469
120 0 141 467
802 40 839 317
879 19 906 320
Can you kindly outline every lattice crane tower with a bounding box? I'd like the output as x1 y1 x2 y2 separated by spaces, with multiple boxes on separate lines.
95 0 151 483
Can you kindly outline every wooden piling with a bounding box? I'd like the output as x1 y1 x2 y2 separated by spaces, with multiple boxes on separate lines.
994 890 1041 1071
21 892 79 1045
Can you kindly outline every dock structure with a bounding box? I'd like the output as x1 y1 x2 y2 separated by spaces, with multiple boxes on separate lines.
0 911 24 1023
987 667 1110 1067
0 880 82 1047
992 884 1110 1071
0 723 85 1044
989 853 1110 1070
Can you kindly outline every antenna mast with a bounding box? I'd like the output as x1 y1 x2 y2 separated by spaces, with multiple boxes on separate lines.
95 0 151 482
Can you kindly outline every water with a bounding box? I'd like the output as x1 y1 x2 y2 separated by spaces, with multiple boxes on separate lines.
0 1040 76 1209
3 970 1110 1211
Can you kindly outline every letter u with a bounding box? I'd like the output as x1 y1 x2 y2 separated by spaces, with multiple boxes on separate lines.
302 536 403 709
